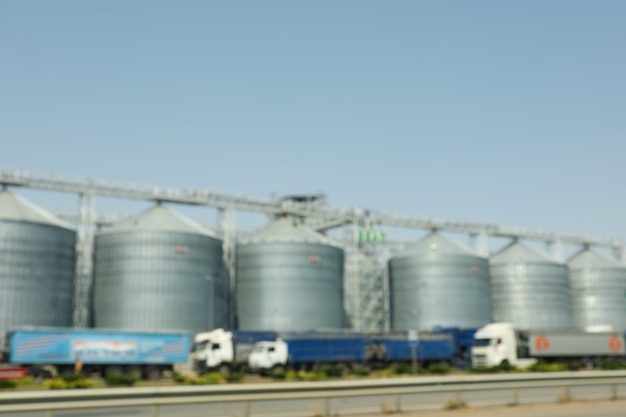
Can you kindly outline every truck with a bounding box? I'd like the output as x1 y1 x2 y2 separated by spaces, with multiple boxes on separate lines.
471 322 626 368
191 328 277 374
248 329 472 374
2 327 191 379
248 332 369 373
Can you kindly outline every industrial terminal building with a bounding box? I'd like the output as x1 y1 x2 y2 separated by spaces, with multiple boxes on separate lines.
1 168 625 346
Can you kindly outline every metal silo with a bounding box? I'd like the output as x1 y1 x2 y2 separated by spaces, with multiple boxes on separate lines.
236 216 344 331
0 190 76 347
568 249 626 332
389 233 492 331
490 241 573 330
93 204 226 335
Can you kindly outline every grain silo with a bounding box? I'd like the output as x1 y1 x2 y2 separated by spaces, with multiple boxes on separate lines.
0 190 76 347
388 232 492 331
236 216 344 331
93 204 226 335
490 241 573 330
568 249 626 332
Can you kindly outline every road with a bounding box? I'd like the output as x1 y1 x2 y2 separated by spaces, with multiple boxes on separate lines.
352 400 626 417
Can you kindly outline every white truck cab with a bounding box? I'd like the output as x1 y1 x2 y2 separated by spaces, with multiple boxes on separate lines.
191 329 235 373
248 339 288 373
471 322 536 368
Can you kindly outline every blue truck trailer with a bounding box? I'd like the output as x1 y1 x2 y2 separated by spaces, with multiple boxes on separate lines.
376 332 456 364
247 329 472 373
248 333 369 373
5 327 191 379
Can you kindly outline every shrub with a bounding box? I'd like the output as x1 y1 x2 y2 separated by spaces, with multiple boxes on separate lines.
69 379 95 389
528 362 568 372
374 368 394 378
351 366 371 377
427 362 451 375
173 373 189 384
225 372 244 383
388 363 412 375
0 379 18 389
105 374 139 387
203 372 223 384
318 364 344 378
269 370 286 380
61 372 86 383
45 379 68 390
599 359 626 370
566 361 582 371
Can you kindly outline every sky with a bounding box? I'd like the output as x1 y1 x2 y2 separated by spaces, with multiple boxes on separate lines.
1 1 625 255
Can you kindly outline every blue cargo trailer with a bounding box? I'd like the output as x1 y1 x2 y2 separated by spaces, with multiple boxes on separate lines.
378 332 456 363
7 328 191 379
248 333 369 372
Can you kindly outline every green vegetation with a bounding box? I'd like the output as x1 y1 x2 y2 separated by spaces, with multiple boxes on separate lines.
351 365 371 377
224 371 245 383
104 374 139 387
527 362 569 372
269 369 287 380
173 372 224 385
0 379 18 389
317 364 345 378
45 374 95 390
388 363 412 375
426 362 452 375
599 359 626 370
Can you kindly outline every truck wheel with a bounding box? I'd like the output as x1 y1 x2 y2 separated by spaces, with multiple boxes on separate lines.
126 366 142 379
271 364 285 374
105 366 123 378
145 366 161 380
217 364 231 376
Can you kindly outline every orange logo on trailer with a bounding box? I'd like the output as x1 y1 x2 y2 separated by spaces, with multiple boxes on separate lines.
608 335 623 353
535 334 550 352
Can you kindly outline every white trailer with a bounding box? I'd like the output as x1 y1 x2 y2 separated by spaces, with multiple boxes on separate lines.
471 322 625 368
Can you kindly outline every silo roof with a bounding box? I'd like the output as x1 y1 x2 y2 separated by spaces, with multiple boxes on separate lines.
490 241 557 264
103 204 218 237
399 232 482 257
0 191 72 229
567 249 623 269
241 217 341 247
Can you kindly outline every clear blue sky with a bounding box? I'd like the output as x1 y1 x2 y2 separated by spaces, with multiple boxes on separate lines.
1 1 625 250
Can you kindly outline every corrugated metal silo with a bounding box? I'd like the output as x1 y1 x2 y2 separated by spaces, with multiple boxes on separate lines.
389 233 492 331
0 191 76 347
93 204 226 335
236 216 344 331
490 241 573 330
568 249 626 332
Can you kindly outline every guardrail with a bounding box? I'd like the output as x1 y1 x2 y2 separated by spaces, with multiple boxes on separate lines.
1 371 626 416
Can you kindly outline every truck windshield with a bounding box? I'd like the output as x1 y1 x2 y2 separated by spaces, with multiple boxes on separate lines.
473 338 492 347
194 341 209 352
